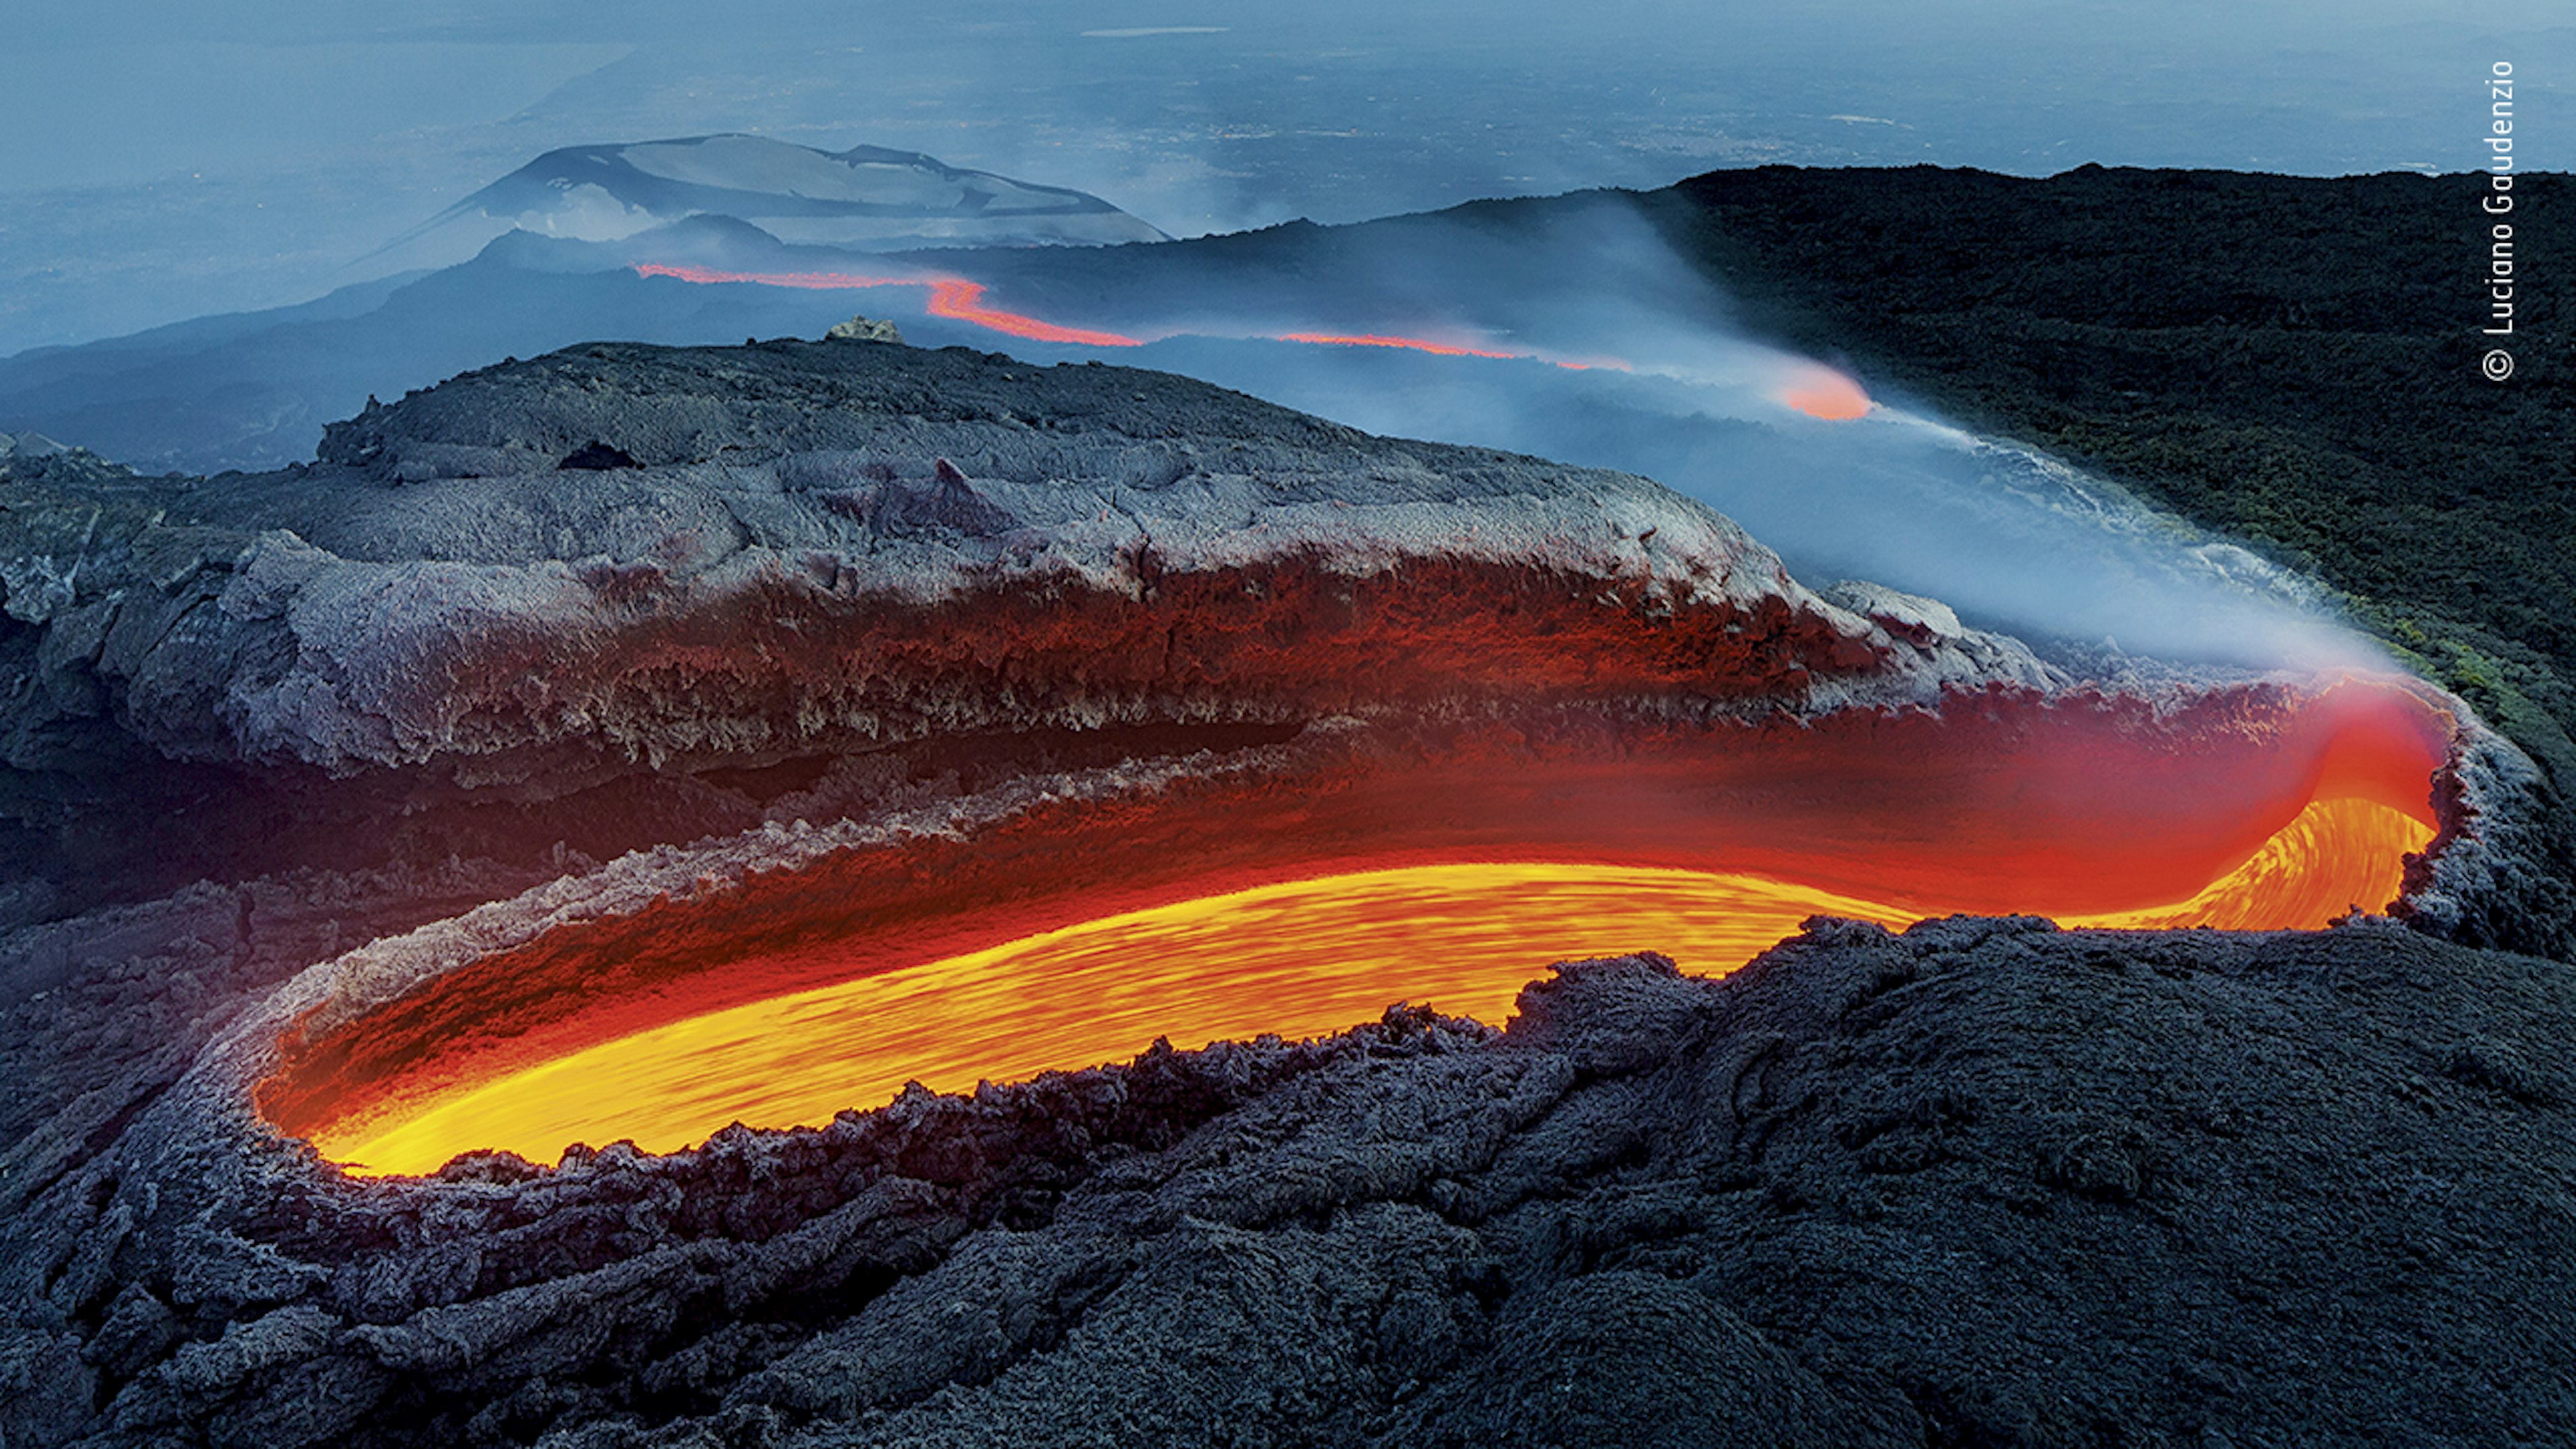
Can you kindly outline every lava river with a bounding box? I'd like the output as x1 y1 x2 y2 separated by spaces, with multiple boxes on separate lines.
266 677 2451 1177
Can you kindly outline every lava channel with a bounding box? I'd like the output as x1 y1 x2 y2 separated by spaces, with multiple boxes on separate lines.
262 676 2453 1177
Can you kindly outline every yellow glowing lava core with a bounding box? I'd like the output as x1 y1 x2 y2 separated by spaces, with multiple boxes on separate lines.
319 796 2431 1176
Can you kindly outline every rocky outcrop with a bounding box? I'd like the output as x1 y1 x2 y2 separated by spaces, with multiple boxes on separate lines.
823 317 904 345
0 431 70 460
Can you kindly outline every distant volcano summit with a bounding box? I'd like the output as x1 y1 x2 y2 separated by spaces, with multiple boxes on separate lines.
382 134 1169 262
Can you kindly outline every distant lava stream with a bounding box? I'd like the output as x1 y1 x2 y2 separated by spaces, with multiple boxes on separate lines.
263 677 2450 1177
631 262 1627 371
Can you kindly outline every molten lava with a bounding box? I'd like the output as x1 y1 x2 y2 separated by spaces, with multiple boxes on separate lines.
1275 330 1524 360
1779 364 1874 419
633 262 1146 347
921 278 1144 348
318 862 1917 1173
305 769 2436 1177
2063 796 2433 931
634 264 1621 370
1269 331 1629 371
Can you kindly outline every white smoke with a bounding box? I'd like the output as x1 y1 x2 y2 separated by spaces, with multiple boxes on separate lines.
890 197 2380 672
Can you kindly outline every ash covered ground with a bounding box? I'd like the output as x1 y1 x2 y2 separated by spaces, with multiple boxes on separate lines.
3 340 2573 1447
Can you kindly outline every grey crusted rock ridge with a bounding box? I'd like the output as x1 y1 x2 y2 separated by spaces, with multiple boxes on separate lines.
40 338 2059 780
0 339 2057 921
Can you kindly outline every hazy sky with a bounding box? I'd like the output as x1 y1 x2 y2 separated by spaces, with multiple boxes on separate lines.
3 0 2565 349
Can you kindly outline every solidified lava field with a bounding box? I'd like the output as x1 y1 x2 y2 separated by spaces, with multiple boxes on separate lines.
3 339 2573 1448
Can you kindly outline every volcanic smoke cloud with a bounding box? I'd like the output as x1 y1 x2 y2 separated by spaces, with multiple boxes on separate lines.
610 197 2371 674
0 166 2402 684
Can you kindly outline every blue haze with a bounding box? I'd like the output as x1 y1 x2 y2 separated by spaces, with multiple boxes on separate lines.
4 0 2566 350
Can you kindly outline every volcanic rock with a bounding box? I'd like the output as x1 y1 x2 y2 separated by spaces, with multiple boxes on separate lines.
8 917 2576 1448
0 340 2056 920
824 317 905 345
3 339 2571 1449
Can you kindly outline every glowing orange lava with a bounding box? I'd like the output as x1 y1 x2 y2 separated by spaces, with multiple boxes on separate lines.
316 862 1907 1173
921 278 1145 347
633 262 1145 347
315 790 2430 1177
266 676 2454 1175
633 264 1623 368
1779 364 1874 419
2063 795 2430 930
1269 331 1629 371
1277 331 1523 360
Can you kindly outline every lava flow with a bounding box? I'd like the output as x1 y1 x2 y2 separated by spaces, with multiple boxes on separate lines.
268 672 2454 1179
634 262 1145 347
319 799 2429 1175
1778 362 1874 419
633 264 1620 369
